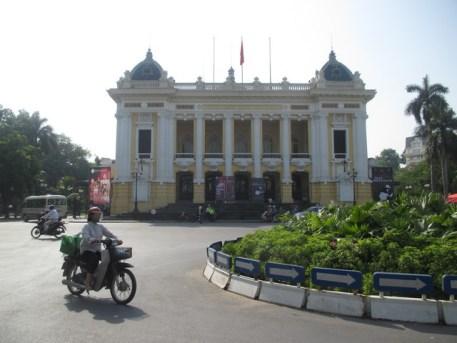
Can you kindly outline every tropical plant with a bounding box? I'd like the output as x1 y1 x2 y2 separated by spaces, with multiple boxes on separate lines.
406 75 448 192
223 194 457 297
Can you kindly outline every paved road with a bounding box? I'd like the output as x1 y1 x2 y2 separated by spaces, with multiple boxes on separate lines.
1 221 456 343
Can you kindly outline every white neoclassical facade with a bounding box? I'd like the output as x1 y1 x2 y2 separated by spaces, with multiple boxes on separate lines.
108 49 376 214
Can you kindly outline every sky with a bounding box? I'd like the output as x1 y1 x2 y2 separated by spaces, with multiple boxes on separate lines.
1 0 456 161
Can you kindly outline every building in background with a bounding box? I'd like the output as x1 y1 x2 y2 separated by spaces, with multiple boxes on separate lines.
404 136 426 166
108 49 376 215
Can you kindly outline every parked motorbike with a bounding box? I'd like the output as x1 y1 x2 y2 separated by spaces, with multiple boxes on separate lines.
61 239 136 305
30 217 66 239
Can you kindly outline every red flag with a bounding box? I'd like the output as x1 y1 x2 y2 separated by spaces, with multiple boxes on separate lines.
240 40 244 66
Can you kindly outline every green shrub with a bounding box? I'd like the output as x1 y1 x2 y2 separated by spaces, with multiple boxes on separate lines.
221 193 457 298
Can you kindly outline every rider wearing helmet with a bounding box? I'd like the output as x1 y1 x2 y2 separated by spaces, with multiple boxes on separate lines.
42 205 59 233
80 207 122 290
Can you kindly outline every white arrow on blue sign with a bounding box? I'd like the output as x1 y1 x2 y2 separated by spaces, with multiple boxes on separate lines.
442 274 457 296
312 267 362 289
265 262 304 284
374 272 433 294
216 251 232 270
234 257 260 278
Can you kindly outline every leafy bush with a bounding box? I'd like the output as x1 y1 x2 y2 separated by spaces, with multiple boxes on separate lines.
222 193 457 297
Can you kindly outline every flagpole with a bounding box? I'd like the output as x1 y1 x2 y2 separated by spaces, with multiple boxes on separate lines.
240 37 244 85
212 36 215 89
269 37 272 88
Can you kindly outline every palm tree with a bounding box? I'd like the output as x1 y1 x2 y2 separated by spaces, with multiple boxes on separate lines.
16 111 57 153
428 100 457 196
406 75 448 192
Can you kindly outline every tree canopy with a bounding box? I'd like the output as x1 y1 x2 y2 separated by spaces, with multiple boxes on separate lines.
0 105 92 217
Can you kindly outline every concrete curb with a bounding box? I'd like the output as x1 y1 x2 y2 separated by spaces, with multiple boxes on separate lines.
306 289 364 317
204 259 457 325
227 275 261 299
258 281 306 308
210 266 230 289
369 295 439 324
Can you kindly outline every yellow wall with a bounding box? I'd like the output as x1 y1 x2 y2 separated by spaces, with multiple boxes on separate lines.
111 182 132 214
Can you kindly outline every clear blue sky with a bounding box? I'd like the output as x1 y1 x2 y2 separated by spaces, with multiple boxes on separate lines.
1 0 456 160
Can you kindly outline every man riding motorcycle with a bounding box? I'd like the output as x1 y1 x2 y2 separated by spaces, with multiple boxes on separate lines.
80 206 122 290
42 205 59 233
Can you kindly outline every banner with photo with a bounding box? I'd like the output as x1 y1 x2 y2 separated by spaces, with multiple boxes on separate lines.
89 167 111 207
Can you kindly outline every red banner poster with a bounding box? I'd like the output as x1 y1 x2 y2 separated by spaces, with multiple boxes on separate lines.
89 167 111 206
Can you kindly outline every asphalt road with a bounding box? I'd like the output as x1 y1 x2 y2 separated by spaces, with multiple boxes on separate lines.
1 220 456 343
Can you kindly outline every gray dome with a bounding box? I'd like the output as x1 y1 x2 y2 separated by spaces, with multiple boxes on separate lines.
131 49 163 81
320 51 353 81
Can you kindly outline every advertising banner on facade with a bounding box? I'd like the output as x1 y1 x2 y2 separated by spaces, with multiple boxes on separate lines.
89 167 111 207
215 176 235 202
251 178 265 202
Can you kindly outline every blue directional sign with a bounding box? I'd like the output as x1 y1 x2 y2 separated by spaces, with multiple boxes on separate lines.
209 241 223 251
373 272 433 294
442 274 457 296
207 247 217 264
223 237 242 246
234 257 261 279
215 251 232 270
311 267 362 290
265 262 305 284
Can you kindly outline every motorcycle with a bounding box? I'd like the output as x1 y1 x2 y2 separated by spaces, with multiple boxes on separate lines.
61 239 136 305
30 217 66 239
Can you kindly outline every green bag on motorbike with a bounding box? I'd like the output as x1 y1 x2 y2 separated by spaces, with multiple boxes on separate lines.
59 234 81 256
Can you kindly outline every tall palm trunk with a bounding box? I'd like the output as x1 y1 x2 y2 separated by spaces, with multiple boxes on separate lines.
440 146 449 196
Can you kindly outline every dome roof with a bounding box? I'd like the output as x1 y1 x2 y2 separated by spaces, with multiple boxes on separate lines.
320 51 353 81
130 49 163 81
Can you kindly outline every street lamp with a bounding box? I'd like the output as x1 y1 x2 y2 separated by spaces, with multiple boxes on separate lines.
343 160 358 205
133 159 143 215
347 168 358 205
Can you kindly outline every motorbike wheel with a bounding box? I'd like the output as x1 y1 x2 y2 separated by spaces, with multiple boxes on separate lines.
30 226 41 239
67 265 85 295
54 224 66 239
110 268 136 305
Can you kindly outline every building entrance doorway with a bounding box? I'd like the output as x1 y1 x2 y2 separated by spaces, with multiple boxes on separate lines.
292 172 310 203
235 172 250 200
205 171 222 202
263 172 280 202
176 172 193 201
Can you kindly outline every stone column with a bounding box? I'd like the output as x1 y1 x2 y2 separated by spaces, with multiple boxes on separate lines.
166 114 176 183
310 112 321 182
319 112 330 181
156 112 168 182
280 114 291 183
252 114 262 178
224 113 234 176
195 113 204 183
280 113 293 203
194 113 205 203
353 111 369 181
115 104 131 181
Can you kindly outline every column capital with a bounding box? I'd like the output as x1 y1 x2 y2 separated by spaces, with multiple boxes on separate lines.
252 113 262 120
280 113 290 120
224 113 233 120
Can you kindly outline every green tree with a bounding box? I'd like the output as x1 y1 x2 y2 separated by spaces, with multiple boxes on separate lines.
0 131 40 216
14 110 57 154
406 75 448 192
374 149 402 171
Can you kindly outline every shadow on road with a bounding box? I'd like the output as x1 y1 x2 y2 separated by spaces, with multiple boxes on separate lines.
63 294 149 323
321 311 457 335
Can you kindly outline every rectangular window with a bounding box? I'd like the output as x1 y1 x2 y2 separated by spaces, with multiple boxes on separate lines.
333 130 347 159
138 129 152 158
